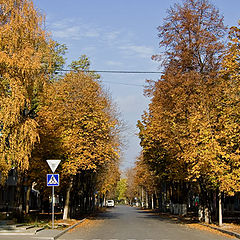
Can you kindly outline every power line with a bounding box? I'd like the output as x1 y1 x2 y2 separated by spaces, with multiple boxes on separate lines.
3 67 161 87
100 80 145 87
57 69 163 74
2 66 163 74
56 69 161 87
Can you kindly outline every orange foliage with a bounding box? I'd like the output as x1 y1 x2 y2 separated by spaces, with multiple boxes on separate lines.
37 71 121 180
0 0 53 180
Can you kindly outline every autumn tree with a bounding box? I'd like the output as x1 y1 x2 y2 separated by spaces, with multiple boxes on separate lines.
36 56 121 218
97 160 120 203
153 0 226 74
174 21 240 225
124 168 137 205
138 0 228 221
0 0 58 217
206 22 240 225
133 154 159 208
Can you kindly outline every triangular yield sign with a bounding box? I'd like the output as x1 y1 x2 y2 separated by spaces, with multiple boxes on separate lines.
46 159 61 173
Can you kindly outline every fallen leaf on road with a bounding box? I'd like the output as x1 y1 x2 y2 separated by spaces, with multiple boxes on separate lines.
68 218 105 233
186 223 235 239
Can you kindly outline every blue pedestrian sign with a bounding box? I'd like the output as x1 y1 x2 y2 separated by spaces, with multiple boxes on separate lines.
47 174 59 186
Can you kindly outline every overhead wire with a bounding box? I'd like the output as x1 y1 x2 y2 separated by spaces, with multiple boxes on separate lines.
3 66 162 87
56 69 162 87
56 69 163 74
99 81 145 87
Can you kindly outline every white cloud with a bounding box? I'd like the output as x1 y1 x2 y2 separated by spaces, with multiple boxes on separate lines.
104 31 121 42
116 94 149 115
50 18 100 40
84 30 99 38
81 46 97 53
105 60 123 67
119 44 154 58
53 26 81 40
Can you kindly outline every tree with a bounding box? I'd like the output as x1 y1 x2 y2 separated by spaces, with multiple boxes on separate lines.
97 160 120 203
115 178 127 203
139 0 228 222
153 0 226 74
0 0 52 179
125 168 137 205
69 54 100 79
181 22 240 224
0 0 68 216
133 154 158 208
36 56 121 218
0 3 57 216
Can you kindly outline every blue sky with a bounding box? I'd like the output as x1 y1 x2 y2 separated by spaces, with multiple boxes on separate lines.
32 0 240 170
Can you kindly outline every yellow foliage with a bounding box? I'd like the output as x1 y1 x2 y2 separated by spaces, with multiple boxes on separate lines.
37 71 121 179
0 0 52 181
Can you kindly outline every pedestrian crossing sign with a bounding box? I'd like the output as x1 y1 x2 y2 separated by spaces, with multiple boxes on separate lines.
47 174 59 186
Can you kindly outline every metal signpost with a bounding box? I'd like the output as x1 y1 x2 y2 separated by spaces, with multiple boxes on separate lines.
46 160 61 230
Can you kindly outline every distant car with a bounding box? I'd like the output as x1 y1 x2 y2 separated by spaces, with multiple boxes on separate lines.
106 200 115 207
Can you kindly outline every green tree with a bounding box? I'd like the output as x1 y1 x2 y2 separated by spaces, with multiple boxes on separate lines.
115 178 127 203
69 54 100 79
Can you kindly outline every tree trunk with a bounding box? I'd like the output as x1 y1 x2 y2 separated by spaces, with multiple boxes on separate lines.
141 187 144 208
218 191 222 226
204 207 209 223
103 194 106 207
198 206 203 221
63 177 73 220
146 190 149 209
25 186 31 214
152 194 154 209
155 190 159 209
15 174 24 222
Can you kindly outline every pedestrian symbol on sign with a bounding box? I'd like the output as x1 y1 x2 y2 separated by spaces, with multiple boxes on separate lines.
47 174 59 186
48 175 58 185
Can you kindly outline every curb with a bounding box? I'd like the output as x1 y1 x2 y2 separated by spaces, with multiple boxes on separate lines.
53 218 87 240
200 223 240 239
35 227 45 234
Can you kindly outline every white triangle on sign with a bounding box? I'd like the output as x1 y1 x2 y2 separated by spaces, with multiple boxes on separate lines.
46 159 61 173
48 175 58 185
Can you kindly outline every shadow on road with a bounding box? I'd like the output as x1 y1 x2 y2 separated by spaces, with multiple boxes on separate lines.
91 210 123 220
92 206 197 226
136 209 177 223
136 208 200 225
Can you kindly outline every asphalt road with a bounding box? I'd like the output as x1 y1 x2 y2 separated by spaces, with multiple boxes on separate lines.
59 205 233 240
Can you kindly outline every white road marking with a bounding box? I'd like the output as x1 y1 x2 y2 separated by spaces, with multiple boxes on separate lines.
32 237 54 240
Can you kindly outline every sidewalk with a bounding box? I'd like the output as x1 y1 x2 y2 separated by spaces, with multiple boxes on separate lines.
0 218 86 240
33 229 63 240
198 223 240 239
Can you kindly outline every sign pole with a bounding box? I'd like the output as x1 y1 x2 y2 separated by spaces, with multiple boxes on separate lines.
46 159 61 231
52 186 54 230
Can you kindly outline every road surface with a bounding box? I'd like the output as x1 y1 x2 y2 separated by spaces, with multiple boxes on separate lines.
59 205 233 240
